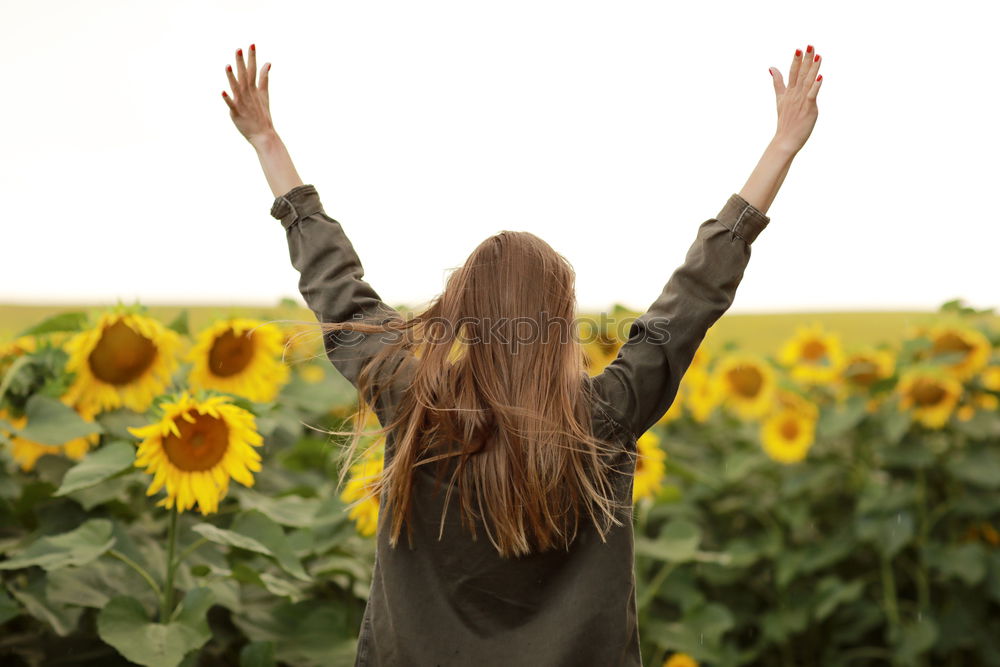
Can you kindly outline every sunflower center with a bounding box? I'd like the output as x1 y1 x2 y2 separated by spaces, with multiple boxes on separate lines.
780 418 800 440
162 411 230 471
208 329 255 377
801 340 828 362
88 320 157 385
728 366 763 398
847 360 879 386
911 379 946 407
932 333 971 360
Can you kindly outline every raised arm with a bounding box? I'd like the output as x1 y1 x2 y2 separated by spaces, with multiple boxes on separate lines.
221 44 409 406
591 44 823 439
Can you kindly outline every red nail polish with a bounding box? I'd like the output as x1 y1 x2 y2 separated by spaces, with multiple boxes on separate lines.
237 49 242 56
267 63 271 71
226 65 232 71
814 54 819 62
222 91 228 96
250 44 255 51
817 75 822 82
806 45 813 52
795 49 802 57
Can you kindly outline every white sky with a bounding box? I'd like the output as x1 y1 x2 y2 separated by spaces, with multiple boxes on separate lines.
1 0 997 314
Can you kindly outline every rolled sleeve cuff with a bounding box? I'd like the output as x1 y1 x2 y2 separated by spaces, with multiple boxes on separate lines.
715 193 771 244
270 184 323 230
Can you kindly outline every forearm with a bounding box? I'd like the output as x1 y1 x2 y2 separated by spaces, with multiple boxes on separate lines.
737 137 798 216
251 131 305 199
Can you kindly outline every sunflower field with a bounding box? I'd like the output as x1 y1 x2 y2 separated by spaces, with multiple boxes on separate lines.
0 299 998 666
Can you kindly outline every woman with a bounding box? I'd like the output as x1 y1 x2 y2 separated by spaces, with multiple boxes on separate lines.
223 42 821 666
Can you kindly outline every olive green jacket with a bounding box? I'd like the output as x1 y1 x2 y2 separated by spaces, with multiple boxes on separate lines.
271 184 770 666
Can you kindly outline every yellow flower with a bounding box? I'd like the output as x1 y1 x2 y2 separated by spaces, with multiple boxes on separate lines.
280 322 324 364
0 400 99 472
340 439 385 536
633 431 666 503
769 388 820 422
62 306 183 417
128 392 263 515
760 409 816 464
839 347 895 393
713 353 776 420
300 364 326 384
187 318 291 403
664 653 699 667
980 365 1000 392
579 319 623 377
897 368 963 429
686 367 723 424
955 391 999 422
778 322 845 385
917 323 992 381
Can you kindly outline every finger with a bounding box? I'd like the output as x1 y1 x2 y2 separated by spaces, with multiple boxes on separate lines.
222 90 238 113
259 62 270 95
769 67 785 97
806 50 822 87
235 47 248 91
225 64 239 100
248 43 257 88
789 47 804 89
807 73 822 102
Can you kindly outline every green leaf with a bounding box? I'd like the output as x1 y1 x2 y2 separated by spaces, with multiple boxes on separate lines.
97 408 154 441
231 510 310 582
55 441 136 496
947 447 1000 489
240 641 277 667
895 615 938 663
0 587 20 625
813 576 865 621
817 395 868 439
15 311 89 337
17 394 103 445
683 602 734 642
8 570 82 636
98 588 215 667
166 310 190 337
635 519 701 562
855 512 914 559
0 518 115 571
190 523 272 556
924 542 988 585
232 488 321 528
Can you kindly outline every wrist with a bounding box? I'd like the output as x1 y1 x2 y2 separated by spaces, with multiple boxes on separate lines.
249 129 281 152
768 135 801 159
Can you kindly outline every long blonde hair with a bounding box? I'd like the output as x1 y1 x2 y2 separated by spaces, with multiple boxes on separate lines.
291 230 633 559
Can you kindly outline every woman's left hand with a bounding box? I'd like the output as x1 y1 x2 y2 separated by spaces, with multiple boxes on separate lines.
222 44 275 146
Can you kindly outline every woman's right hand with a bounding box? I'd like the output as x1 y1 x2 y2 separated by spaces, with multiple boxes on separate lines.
222 44 275 148
768 45 823 154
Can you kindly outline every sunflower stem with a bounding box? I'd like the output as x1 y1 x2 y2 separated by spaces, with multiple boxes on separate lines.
160 507 179 623
106 549 161 599
175 537 209 564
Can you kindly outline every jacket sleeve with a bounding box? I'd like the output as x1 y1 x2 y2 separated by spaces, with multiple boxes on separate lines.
590 193 771 440
270 184 412 412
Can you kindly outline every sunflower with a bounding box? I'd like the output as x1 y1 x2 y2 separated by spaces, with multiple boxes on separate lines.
127 391 263 515
713 353 776 420
632 431 666 504
982 365 1000 392
187 318 291 403
280 322 325 365
0 399 100 472
685 366 723 424
340 437 385 537
760 409 816 464
579 318 623 377
62 306 183 417
896 367 963 429
956 391 1000 422
0 334 38 375
914 323 993 381
663 653 699 667
839 347 895 393
778 322 845 385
